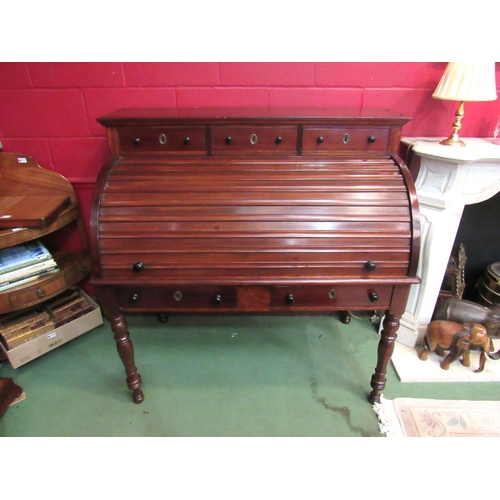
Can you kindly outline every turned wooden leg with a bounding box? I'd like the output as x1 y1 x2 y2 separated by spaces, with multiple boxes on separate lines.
110 313 144 403
368 312 399 404
96 286 144 404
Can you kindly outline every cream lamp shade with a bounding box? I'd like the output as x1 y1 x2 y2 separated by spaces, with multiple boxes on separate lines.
432 62 497 146
433 62 497 101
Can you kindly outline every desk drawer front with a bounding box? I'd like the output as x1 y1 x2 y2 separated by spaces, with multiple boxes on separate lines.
211 126 297 154
302 127 389 154
118 126 207 154
114 284 392 312
9 275 67 308
270 285 393 309
116 285 238 310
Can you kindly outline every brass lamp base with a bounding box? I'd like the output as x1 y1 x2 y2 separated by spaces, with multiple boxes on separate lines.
440 101 466 147
440 135 466 147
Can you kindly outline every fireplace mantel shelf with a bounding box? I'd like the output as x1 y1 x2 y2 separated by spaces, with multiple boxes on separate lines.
398 137 500 348
403 137 500 162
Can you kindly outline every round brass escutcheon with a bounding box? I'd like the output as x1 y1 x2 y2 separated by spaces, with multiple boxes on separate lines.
250 133 258 145
328 288 337 299
159 133 167 145
173 291 183 301
37 288 45 298
342 133 350 144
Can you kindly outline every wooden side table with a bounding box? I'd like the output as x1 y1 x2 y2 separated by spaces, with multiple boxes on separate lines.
0 153 91 316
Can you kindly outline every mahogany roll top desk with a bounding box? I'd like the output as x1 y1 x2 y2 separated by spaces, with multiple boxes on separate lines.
90 108 420 405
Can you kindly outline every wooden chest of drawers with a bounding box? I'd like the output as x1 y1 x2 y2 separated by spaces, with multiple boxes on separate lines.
90 107 420 405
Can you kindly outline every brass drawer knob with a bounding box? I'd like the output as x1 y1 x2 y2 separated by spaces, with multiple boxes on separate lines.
36 288 45 298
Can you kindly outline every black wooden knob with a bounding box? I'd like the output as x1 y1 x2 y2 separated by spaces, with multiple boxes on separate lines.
133 262 144 272
225 136 232 144
368 136 376 143
275 136 283 144
317 136 324 144
369 292 379 303
285 294 295 305
129 293 139 304
365 261 377 271
213 294 222 306
133 138 140 146
184 137 190 145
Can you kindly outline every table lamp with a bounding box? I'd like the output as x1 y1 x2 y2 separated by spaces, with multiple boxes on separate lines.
432 62 497 146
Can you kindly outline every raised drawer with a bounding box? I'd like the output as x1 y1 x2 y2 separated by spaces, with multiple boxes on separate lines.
116 285 238 310
211 126 297 154
269 284 393 309
8 275 67 309
2 252 91 312
118 126 207 154
302 127 389 153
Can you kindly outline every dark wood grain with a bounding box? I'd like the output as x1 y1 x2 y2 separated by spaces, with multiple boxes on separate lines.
91 109 420 405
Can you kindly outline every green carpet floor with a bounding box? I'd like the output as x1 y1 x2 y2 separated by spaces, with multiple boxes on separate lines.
1 312 499 437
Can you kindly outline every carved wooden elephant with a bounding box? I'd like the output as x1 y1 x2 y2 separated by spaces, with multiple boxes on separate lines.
419 320 500 372
433 298 500 337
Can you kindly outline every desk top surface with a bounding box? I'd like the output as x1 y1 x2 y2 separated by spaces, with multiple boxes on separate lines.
98 107 411 125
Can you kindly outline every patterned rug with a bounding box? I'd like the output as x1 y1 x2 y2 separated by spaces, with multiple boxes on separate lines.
373 397 500 437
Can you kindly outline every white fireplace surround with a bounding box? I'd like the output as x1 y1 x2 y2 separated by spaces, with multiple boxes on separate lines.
397 137 500 348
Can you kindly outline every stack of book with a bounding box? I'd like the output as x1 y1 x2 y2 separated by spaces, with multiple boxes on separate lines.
0 240 59 292
43 288 94 328
0 309 54 350
0 288 93 350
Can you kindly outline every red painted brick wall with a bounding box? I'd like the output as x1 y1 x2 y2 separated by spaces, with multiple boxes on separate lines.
1 62 500 237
